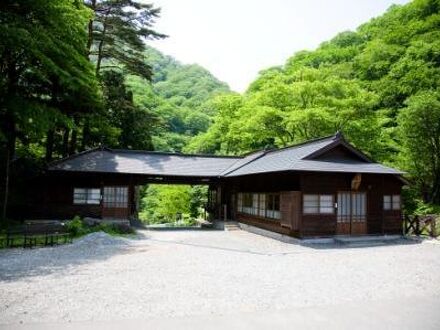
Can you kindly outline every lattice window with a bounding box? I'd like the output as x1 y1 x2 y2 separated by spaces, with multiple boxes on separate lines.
237 192 280 220
337 192 366 223
303 194 334 214
384 194 400 210
103 187 128 208
266 194 280 219
73 188 101 205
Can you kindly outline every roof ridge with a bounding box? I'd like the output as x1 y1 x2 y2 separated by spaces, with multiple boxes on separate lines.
263 133 337 156
220 150 268 176
108 148 243 159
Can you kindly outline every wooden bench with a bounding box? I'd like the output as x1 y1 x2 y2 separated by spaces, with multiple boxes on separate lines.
6 222 72 248
6 226 26 248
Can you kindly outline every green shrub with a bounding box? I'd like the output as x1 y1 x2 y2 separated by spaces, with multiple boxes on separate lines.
413 201 440 216
96 223 135 235
66 216 88 237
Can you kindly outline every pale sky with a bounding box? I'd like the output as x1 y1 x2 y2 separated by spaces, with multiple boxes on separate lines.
149 0 410 92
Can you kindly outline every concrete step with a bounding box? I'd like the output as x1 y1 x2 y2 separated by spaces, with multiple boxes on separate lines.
224 221 241 231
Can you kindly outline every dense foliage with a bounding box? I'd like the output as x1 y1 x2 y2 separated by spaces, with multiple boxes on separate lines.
126 46 230 151
1 0 439 221
139 185 207 225
187 0 440 207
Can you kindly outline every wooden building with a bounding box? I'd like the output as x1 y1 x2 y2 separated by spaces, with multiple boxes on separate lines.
28 132 405 238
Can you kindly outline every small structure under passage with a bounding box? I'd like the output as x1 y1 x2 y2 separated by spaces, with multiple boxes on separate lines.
15 133 405 238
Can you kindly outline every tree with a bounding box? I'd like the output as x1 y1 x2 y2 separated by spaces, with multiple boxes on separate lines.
0 0 100 219
100 70 157 149
398 91 440 204
85 0 165 78
140 185 191 223
81 1 166 151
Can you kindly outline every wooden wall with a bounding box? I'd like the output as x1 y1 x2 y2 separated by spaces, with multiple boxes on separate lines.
228 172 403 238
10 172 136 220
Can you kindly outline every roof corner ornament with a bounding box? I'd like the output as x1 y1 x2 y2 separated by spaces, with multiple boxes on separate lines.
351 173 362 190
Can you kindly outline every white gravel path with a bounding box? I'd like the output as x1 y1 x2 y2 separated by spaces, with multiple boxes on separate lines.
1 230 440 326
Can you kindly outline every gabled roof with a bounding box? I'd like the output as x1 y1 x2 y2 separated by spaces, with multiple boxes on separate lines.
48 133 404 177
224 133 404 177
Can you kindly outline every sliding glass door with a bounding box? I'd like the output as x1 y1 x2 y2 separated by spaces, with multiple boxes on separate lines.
336 192 367 235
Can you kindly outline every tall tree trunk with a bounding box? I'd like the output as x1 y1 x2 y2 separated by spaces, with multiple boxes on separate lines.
62 128 70 158
69 128 78 155
2 121 16 222
2 51 18 222
86 0 96 59
45 129 55 162
81 119 90 151
2 148 10 221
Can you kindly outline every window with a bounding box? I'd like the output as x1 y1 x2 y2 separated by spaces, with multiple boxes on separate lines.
252 194 259 215
384 195 400 210
237 192 280 220
392 195 401 210
258 194 266 217
383 195 391 210
319 195 334 214
237 193 243 212
242 193 253 214
303 195 319 214
266 194 280 219
73 188 101 205
303 194 334 214
103 186 128 208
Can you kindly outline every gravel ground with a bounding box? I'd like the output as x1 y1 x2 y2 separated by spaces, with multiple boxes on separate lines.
1 229 440 326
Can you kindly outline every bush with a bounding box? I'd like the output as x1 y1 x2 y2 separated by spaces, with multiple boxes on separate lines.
66 216 88 237
66 216 135 237
413 201 440 216
97 223 135 235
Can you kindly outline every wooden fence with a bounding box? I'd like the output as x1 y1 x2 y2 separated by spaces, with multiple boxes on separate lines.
404 214 439 238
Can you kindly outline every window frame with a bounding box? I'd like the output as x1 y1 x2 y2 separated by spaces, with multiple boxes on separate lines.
103 186 129 208
236 192 281 220
303 194 334 215
383 194 400 211
337 191 367 223
73 188 101 205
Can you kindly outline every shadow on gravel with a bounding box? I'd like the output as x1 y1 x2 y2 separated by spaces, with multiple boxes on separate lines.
145 226 219 231
302 238 421 250
0 232 145 282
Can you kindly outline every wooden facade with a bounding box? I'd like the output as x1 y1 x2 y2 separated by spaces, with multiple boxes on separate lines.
222 171 403 238
11 133 405 238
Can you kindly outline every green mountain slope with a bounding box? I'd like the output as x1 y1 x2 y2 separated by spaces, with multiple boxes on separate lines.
126 46 230 151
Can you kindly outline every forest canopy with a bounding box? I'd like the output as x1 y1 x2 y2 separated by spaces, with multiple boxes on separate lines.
0 0 439 221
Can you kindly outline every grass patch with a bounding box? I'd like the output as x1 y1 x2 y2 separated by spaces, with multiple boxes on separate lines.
67 216 135 238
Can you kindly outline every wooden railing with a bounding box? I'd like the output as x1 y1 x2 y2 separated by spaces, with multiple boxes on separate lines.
404 214 439 238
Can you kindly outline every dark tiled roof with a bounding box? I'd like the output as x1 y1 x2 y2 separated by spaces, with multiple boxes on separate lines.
49 149 242 177
223 135 404 176
48 134 404 177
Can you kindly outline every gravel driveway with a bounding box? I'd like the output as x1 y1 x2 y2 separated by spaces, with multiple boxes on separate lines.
1 229 440 328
